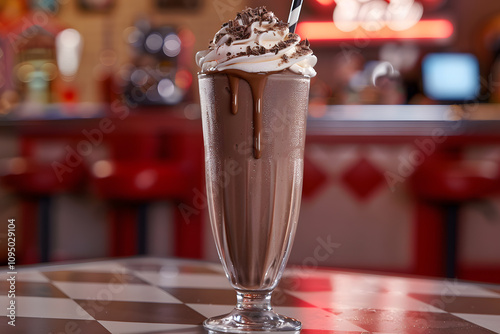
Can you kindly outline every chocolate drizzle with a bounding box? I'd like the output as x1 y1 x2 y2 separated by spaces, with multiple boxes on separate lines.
228 75 239 115
220 69 283 159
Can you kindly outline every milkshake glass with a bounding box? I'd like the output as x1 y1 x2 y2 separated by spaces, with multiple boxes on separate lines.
196 7 316 332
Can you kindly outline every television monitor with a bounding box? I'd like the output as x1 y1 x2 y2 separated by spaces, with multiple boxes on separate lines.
422 53 479 102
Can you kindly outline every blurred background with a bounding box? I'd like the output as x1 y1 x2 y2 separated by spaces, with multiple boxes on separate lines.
1 0 500 284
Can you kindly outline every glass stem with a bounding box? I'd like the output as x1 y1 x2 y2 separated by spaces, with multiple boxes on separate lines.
236 291 273 312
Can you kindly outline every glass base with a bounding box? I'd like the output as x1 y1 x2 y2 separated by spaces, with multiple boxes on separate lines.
203 308 301 333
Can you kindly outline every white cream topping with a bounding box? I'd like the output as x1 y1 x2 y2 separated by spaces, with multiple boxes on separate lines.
196 10 317 77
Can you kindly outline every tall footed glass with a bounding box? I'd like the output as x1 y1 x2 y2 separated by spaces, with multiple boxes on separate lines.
199 71 310 332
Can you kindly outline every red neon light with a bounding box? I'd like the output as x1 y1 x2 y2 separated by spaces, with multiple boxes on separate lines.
296 20 453 41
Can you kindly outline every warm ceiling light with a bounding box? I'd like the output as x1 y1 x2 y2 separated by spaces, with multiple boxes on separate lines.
315 0 336 5
296 19 453 41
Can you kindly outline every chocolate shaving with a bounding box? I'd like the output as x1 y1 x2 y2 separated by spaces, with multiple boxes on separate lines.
237 10 251 25
293 39 313 57
214 33 226 44
299 39 310 47
275 21 289 30
269 41 289 55
253 27 266 35
285 33 299 44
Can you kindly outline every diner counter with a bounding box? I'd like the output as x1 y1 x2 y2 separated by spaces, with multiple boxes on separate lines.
1 257 500 333
2 103 500 139
305 105 500 144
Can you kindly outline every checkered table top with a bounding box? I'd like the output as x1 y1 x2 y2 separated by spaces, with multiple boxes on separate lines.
1 257 500 333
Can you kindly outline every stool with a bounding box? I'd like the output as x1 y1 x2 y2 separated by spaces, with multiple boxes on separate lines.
411 154 500 278
1 157 85 263
90 132 204 258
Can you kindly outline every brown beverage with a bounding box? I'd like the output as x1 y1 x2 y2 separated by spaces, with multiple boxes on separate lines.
199 70 310 291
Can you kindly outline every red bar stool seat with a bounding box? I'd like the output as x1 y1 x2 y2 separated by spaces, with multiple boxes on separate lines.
412 159 499 202
410 155 500 278
1 157 86 263
90 133 204 258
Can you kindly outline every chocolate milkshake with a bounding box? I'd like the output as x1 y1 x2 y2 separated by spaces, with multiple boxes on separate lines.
199 71 310 290
197 7 316 331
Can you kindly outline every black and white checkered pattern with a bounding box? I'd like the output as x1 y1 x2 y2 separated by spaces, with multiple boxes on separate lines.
1 257 500 333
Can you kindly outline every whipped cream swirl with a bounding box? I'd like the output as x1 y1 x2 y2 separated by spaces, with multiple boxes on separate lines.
196 7 317 77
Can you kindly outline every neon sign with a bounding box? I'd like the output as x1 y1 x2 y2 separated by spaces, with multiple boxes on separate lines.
296 19 453 41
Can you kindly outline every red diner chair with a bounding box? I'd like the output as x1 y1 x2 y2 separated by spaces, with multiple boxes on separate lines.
0 137 86 263
90 132 204 258
410 151 500 279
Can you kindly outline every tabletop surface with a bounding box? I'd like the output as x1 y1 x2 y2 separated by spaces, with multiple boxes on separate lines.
1 257 500 334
